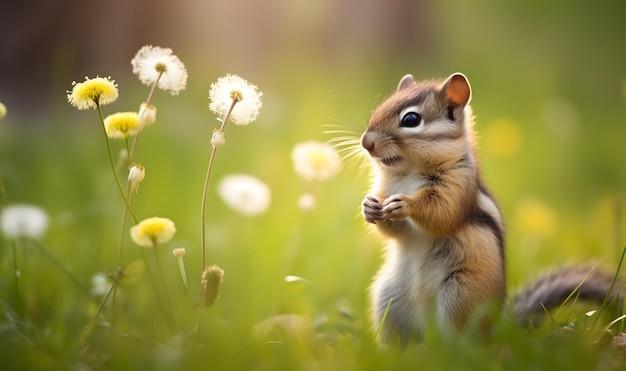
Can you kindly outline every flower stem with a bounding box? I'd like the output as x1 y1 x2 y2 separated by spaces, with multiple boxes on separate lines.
145 71 163 110
11 238 22 315
116 183 134 267
84 282 115 329
177 257 189 294
141 246 175 332
96 104 138 224
153 245 177 331
130 71 163 162
200 97 239 271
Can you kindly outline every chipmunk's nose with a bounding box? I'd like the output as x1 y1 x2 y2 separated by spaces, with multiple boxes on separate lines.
361 132 375 153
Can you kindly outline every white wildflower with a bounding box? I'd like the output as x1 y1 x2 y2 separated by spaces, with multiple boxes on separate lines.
218 174 270 216
0 204 49 238
209 74 262 126
291 141 341 181
298 193 316 211
131 45 188 95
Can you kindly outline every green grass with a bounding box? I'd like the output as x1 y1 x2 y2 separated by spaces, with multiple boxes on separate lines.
1 77 624 369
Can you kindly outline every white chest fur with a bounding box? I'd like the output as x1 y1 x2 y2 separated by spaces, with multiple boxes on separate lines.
371 235 451 338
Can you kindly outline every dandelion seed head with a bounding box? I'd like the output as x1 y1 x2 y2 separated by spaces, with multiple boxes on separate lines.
230 90 243 101
218 174 270 216
155 62 167 73
291 141 341 181
209 74 262 126
67 76 119 110
104 112 141 139
1 204 49 239
130 217 176 248
131 45 187 95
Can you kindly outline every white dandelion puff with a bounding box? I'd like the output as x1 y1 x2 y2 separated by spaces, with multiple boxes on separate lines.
131 45 188 95
209 74 262 126
1 204 49 238
291 141 341 181
298 193 316 211
218 174 271 216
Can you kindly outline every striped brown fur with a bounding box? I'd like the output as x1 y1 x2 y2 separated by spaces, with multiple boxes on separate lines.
361 73 618 346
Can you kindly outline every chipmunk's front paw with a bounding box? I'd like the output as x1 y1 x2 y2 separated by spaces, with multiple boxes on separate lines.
382 194 409 220
362 195 383 224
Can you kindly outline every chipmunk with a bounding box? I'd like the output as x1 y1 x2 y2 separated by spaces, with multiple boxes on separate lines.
361 72 619 345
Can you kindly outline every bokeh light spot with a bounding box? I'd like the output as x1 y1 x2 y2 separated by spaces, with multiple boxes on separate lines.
482 118 522 158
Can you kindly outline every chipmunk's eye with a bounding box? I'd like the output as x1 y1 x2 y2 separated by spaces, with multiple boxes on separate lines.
400 112 422 128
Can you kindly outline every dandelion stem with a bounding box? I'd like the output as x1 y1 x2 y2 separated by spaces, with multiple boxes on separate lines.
145 71 163 108
141 246 174 332
124 138 132 164
200 97 239 270
116 183 134 268
153 244 177 331
11 238 22 315
177 257 189 293
0 176 8 205
96 103 139 224
130 71 163 162
84 282 115 329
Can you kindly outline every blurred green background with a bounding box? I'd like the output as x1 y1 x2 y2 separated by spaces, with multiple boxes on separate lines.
1 0 625 368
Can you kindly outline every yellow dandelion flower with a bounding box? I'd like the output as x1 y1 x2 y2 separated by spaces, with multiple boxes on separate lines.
104 112 141 139
0 102 6 119
67 76 118 110
131 45 187 95
209 74 262 125
291 141 341 181
130 217 176 248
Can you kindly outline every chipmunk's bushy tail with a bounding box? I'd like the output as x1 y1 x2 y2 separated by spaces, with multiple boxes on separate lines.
511 266 622 327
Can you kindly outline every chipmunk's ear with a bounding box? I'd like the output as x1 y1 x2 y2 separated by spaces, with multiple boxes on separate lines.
397 74 415 91
443 73 471 107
